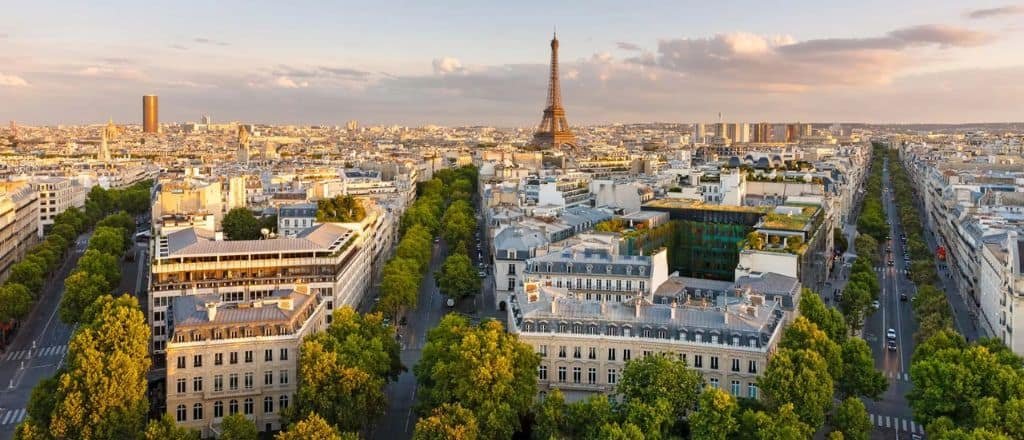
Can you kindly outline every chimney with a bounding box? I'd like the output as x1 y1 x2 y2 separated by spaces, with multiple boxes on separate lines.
723 310 729 324
551 299 557 314
205 302 218 321
600 298 607 314
747 305 758 318
634 298 641 318
215 232 224 241
670 300 677 320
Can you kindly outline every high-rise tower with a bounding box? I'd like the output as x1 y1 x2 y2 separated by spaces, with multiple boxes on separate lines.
143 95 159 133
532 33 576 149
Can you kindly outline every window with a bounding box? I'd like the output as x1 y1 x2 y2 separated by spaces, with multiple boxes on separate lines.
747 383 758 399
280 370 290 385
215 353 223 366
229 400 239 415
265 349 273 362
193 376 203 392
539 365 548 380
573 346 581 359
748 360 758 374
230 352 238 364
643 350 652 358
607 369 618 385
710 356 719 370
539 345 547 357
279 395 289 410
265 371 274 386
608 348 616 361
642 328 651 338
214 401 223 418
214 375 223 392
176 405 186 422
572 367 581 384
245 350 253 363
193 403 203 421
588 347 597 360
229 374 238 391
558 367 567 383
508 278 516 291
280 348 289 361
264 396 274 414
244 398 254 415
623 349 631 361
731 380 740 396
558 346 566 358
709 378 719 389
732 359 740 372
694 355 703 368
244 372 253 389
678 353 687 365
193 355 202 368
588 368 597 384
176 378 186 394
176 356 186 369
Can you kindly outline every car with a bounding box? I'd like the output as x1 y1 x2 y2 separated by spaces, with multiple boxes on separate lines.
433 237 440 244
900 293 908 301
887 340 897 351
382 317 391 327
478 270 487 278
888 260 894 266
886 328 896 340
399 316 408 326
872 300 880 309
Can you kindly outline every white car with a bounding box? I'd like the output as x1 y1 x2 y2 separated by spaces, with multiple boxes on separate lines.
886 328 896 340
872 300 880 309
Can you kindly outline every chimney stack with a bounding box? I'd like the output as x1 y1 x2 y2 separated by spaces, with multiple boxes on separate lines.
551 299 557 314
205 302 218 321
634 298 641 318
670 300 677 320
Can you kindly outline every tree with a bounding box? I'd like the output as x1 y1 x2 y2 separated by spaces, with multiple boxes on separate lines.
691 387 739 440
736 404 812 440
60 271 110 324
415 315 539 440
799 291 847 343
840 282 873 332
74 249 121 290
597 423 645 440
8 260 44 296
758 348 834 429
378 258 422 316
25 374 59 427
832 397 871 440
222 207 262 240
746 231 764 250
48 294 151 439
833 228 849 254
437 253 480 300
532 390 568 440
413 403 480 440
292 308 400 433
838 337 887 399
276 413 354 440
0 283 33 322
88 226 127 256
316 195 367 223
220 414 258 440
144 414 200 440
780 316 843 380
617 353 702 423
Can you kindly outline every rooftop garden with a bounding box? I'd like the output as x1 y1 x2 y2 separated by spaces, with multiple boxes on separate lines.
759 206 818 231
316 194 366 223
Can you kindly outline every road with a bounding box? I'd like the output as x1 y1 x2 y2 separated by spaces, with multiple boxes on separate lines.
0 234 148 438
370 239 451 440
861 158 924 438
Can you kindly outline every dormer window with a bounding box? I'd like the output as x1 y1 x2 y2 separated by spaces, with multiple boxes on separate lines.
639 267 646 276
626 266 633 275
586 264 593 274
606 265 612 274
546 263 552 272
567 264 572 273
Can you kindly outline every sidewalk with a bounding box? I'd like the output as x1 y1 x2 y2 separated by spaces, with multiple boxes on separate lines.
922 230 979 341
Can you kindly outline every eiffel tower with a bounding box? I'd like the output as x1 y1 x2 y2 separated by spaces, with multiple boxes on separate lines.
532 32 576 150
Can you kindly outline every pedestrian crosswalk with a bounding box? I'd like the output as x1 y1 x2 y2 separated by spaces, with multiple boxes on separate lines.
1 344 68 361
883 370 911 382
0 408 26 426
870 413 924 434
874 267 908 274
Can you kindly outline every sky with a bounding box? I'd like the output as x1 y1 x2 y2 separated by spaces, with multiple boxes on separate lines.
1 0 1023 126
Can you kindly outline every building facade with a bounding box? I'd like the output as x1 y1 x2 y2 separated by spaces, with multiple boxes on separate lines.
31 177 85 237
0 182 40 282
164 285 326 436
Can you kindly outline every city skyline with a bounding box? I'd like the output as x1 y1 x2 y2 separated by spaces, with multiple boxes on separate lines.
2 0 1024 126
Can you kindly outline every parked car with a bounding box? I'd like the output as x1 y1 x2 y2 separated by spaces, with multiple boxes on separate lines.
872 300 880 309
900 293 908 302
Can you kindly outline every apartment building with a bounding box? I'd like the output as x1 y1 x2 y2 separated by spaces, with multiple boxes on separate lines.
276 203 317 237
30 176 85 237
165 284 326 436
149 220 372 354
0 182 39 282
508 284 785 401
979 231 1024 353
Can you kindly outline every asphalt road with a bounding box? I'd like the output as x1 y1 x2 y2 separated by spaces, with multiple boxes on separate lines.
861 158 924 438
0 234 148 439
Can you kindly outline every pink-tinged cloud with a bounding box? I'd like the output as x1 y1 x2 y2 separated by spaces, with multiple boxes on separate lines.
0 73 29 87
966 5 1024 19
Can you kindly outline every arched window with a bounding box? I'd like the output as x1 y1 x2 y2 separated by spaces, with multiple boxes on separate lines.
523 321 534 332
586 264 593 274
538 322 548 332
657 328 668 339
587 324 598 335
176 404 186 422
642 328 652 338
558 322 568 333
229 399 239 415
623 326 632 337
606 325 618 336
193 403 203 421
606 265 612 274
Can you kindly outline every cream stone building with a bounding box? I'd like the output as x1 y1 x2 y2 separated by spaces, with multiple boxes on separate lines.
0 182 40 281
165 284 325 436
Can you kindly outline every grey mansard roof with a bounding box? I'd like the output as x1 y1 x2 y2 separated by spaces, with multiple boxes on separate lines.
526 248 652 277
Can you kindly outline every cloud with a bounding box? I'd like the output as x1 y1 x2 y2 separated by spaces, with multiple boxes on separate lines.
887 24 993 47
0 73 29 87
272 65 371 80
169 44 188 51
965 5 1024 19
193 37 229 46
432 57 464 75
77 66 146 80
272 76 308 88
616 42 641 51
98 57 133 65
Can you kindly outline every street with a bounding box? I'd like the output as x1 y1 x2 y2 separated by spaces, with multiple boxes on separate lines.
0 234 148 439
